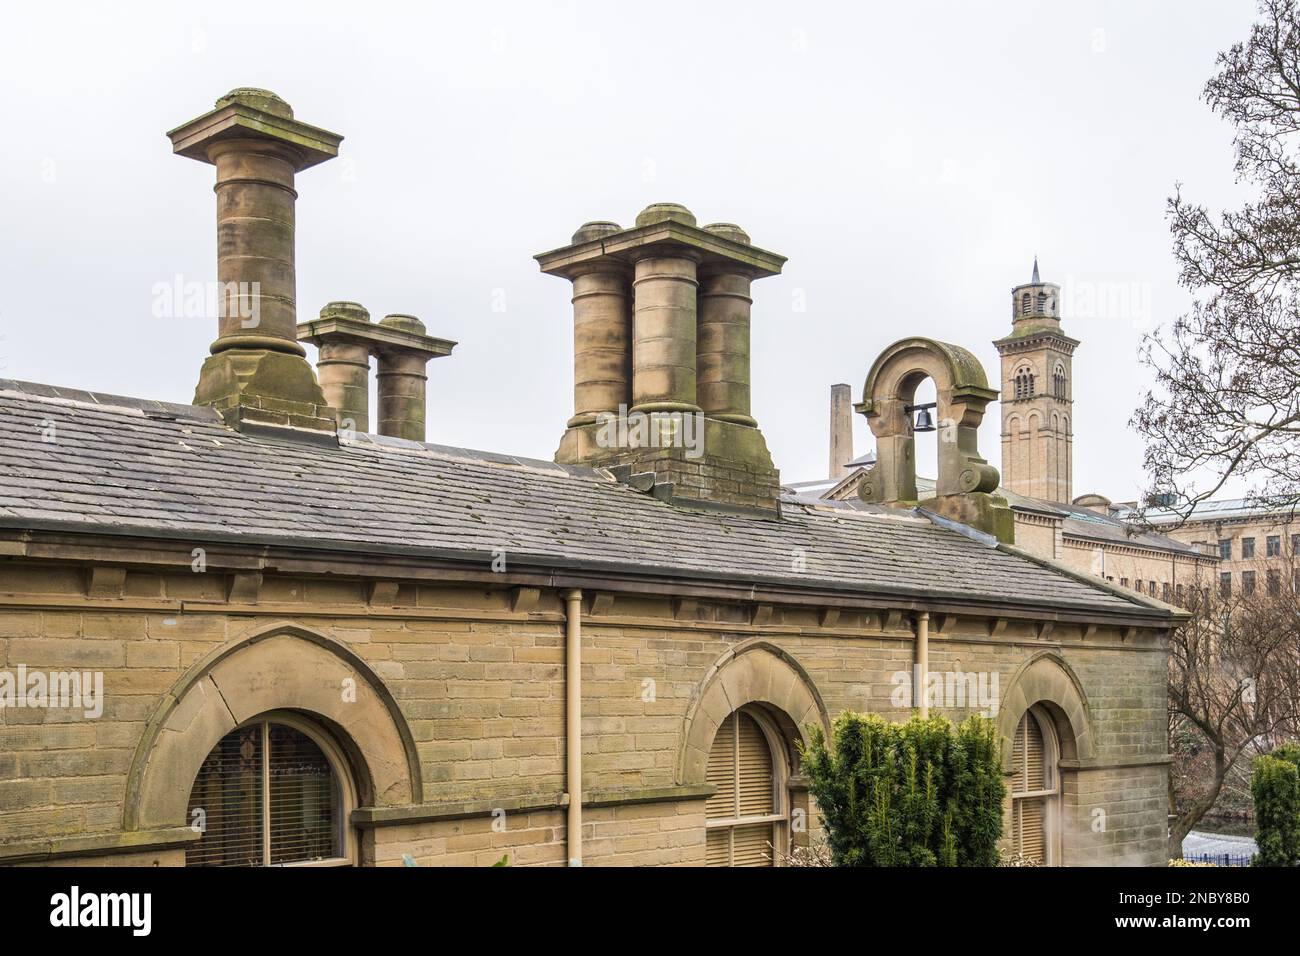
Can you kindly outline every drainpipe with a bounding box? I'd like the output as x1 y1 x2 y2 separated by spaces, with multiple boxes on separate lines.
916 611 930 718
563 589 583 866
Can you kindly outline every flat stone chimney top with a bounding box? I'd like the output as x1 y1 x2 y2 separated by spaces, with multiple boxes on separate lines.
536 203 785 280
168 87 342 171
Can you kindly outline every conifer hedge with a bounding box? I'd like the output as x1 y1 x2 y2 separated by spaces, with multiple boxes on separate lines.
1252 744 1300 867
800 712 1005 866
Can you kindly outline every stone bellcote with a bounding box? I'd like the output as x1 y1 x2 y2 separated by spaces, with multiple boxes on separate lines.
856 337 1014 542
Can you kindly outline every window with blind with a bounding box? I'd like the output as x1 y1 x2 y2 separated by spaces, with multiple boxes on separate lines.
1010 708 1058 865
186 719 348 867
705 709 785 867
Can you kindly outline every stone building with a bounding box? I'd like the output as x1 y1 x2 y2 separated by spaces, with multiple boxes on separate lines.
1136 499 1299 601
0 89 1182 868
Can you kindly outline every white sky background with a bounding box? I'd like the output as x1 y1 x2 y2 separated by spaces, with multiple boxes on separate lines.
0 0 1260 497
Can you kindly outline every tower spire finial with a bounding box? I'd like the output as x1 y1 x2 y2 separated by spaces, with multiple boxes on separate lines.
1031 256 1040 284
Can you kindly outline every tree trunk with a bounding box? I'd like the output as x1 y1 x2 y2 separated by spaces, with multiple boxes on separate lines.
1168 749 1229 859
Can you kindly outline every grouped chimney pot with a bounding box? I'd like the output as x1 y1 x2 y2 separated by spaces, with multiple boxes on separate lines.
297 305 455 441
635 202 696 228
703 223 751 245
379 313 427 335
320 301 371 323
571 221 622 244
537 208 788 512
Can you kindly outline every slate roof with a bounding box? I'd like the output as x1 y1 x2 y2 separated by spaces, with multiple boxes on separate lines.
1134 498 1299 525
796 467 1205 558
996 487 1208 557
0 380 1172 620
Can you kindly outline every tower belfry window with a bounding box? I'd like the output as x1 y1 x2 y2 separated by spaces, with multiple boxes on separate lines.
1053 364 1066 400
1020 293 1031 316
1014 368 1035 399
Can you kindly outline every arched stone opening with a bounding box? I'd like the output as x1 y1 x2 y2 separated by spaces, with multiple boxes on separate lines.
124 621 422 834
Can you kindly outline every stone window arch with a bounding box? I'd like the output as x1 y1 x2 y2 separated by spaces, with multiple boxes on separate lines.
679 641 829 866
125 622 422 835
1053 363 1067 400
678 640 829 789
1014 365 1035 400
1021 292 1031 316
996 652 1094 866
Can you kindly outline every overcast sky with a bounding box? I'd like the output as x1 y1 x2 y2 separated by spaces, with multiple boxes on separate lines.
0 0 1261 497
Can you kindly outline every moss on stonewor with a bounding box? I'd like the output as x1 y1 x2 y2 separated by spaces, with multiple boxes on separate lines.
799 711 1005 867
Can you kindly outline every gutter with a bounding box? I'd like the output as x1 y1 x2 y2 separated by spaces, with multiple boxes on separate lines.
0 517 1179 626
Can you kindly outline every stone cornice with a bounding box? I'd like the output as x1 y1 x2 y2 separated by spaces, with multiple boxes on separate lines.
0 524 1181 628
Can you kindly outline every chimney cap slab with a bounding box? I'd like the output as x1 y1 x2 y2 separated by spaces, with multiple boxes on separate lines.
297 316 456 359
168 90 343 171
535 219 785 279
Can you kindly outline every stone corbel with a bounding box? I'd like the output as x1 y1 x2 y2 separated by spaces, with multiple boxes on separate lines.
368 580 400 606
227 571 263 604
510 587 541 613
86 566 127 600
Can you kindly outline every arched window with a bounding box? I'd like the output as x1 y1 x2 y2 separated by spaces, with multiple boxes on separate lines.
1014 367 1035 400
1010 707 1059 864
705 707 788 866
1053 364 1066 400
1036 291 1047 313
185 715 354 867
1020 292 1031 316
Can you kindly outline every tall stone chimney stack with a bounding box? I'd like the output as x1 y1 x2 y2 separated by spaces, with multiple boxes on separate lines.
168 88 342 433
829 382 853 479
536 204 786 513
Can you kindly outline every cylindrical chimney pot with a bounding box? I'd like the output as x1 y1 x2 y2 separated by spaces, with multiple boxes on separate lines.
630 253 701 415
314 302 372 432
567 233 632 426
697 224 756 426
208 139 304 356
376 314 430 442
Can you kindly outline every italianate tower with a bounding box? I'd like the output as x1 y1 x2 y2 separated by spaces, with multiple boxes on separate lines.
993 259 1077 504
